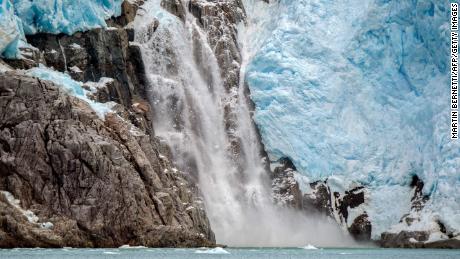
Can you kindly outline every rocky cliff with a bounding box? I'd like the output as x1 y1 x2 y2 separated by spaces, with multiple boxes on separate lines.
0 0 215 248
271 158 460 248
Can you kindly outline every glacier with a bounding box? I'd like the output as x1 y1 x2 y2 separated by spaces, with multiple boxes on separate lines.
12 0 123 35
0 0 123 58
241 0 459 239
0 0 23 58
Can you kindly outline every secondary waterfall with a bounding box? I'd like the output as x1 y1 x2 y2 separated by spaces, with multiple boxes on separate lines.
133 0 355 247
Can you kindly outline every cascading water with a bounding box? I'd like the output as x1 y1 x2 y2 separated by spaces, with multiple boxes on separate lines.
133 0 355 247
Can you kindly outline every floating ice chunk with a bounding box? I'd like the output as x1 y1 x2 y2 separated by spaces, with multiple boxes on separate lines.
118 245 147 249
195 247 230 254
301 244 318 250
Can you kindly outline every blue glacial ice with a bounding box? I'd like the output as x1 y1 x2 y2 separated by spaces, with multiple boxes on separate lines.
12 0 123 35
0 0 24 58
0 0 123 58
26 66 115 118
242 0 459 238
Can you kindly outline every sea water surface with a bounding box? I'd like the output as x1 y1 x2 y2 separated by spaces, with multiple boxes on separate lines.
0 248 459 259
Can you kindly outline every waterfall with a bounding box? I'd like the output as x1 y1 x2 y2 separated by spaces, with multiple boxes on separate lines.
133 0 356 247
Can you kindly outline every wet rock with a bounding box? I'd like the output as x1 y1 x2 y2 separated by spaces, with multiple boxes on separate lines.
109 0 145 27
161 0 186 21
26 27 146 108
302 181 334 217
348 213 372 241
378 175 459 248
336 186 365 223
3 45 45 69
380 231 429 248
271 158 302 208
0 73 215 248
410 175 429 211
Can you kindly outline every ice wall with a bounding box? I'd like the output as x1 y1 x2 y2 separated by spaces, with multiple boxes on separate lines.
0 0 123 58
242 0 459 238
12 0 123 35
0 0 23 58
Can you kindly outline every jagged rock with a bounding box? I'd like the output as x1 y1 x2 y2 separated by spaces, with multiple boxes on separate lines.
271 158 302 208
109 0 145 27
271 160 371 241
161 0 186 21
83 78 116 103
377 175 459 248
3 45 45 69
183 0 269 173
380 230 460 248
24 21 151 141
188 0 244 91
348 213 372 241
380 231 430 248
26 27 146 108
0 73 215 248
409 175 429 211
336 186 365 223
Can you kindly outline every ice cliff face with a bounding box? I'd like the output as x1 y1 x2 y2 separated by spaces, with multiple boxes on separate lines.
0 0 23 58
242 0 459 240
12 0 123 35
0 0 124 58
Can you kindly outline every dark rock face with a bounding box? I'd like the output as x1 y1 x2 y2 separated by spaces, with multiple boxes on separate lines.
25 27 146 108
348 213 372 241
188 0 245 91
378 175 459 248
0 73 215 248
108 0 145 27
380 230 460 248
0 0 216 248
161 0 186 21
271 158 302 208
380 231 429 248
302 181 334 217
336 187 365 223
271 158 371 241
185 0 271 173
409 175 429 211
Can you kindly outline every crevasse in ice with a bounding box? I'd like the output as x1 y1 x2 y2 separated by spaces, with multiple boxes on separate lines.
242 0 459 238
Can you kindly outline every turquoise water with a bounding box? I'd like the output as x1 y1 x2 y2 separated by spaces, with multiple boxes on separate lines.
0 248 459 259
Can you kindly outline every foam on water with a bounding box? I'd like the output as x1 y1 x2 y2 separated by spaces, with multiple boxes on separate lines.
195 247 230 254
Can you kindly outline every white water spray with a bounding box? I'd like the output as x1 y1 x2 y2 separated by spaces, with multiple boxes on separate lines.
134 0 357 247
